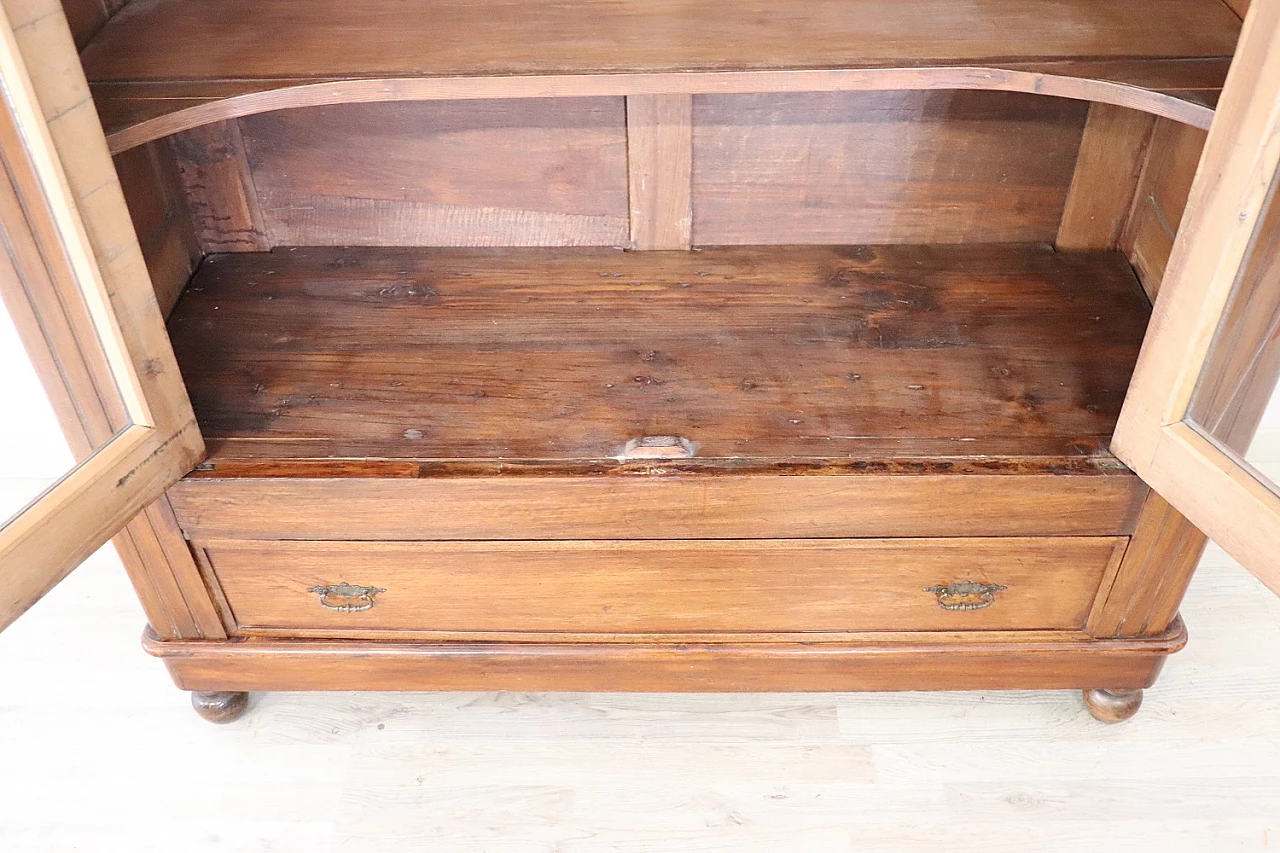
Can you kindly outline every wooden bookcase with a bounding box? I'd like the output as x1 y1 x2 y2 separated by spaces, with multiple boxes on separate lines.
0 0 1277 725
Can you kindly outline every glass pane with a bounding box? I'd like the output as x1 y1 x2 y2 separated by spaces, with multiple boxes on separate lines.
0 295 75 526
1187 161 1280 489
0 245 130 531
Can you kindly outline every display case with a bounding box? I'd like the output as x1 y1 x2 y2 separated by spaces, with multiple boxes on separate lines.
0 0 1277 724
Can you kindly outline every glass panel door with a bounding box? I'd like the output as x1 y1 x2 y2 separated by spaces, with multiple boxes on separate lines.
1112 0 1280 597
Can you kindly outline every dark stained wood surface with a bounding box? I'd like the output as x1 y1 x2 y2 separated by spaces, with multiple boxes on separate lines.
235 100 629 248
160 94 1088 251
83 0 1239 84
80 0 1237 151
59 0 122 49
169 120 270 254
1081 687 1144 722
167 244 1151 466
693 91 1086 245
114 140 202 316
1056 103 1157 251
1223 0 1252 20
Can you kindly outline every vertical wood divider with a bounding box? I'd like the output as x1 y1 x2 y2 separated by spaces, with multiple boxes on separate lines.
626 93 693 250
170 119 270 253
1056 102 1155 251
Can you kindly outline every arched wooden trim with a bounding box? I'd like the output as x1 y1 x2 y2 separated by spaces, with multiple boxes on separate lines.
99 66 1216 154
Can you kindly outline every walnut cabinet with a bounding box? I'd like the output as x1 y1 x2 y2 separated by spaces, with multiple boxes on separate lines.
1 0 1279 723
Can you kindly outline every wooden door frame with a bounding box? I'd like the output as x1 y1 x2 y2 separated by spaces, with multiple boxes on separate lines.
0 0 218 634
1113 0 1280 597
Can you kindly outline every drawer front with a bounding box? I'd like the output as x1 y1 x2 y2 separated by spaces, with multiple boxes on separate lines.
201 537 1126 637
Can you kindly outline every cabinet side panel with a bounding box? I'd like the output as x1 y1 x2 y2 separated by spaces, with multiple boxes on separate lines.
1119 118 1208 300
692 90 1087 245
1089 491 1206 637
113 140 201 316
112 496 227 640
226 99 629 248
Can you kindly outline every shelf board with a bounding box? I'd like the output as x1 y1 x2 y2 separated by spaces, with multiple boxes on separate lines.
167 244 1151 476
83 0 1239 151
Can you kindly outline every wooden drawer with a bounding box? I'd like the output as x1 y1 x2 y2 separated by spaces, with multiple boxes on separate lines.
199 537 1127 638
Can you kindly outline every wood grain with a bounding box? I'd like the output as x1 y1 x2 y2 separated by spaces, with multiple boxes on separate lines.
144 622 1184 693
166 245 1151 463
204 537 1124 637
626 94 692 249
168 120 269 252
111 496 227 640
1056 103 1156 251
166 474 1148 541
235 99 628 248
1120 118 1208 299
80 0 1240 85
693 91 1086 245
93 65 1223 156
1088 491 1206 638
114 139 200 316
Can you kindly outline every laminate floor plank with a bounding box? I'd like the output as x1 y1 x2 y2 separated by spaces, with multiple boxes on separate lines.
1 529 1279 851
5 429 1280 852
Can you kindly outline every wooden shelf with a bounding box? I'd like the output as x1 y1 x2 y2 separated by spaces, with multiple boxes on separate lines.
83 0 1240 151
167 244 1151 476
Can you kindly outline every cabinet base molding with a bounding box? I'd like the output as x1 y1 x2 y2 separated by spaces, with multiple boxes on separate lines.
146 621 1185 695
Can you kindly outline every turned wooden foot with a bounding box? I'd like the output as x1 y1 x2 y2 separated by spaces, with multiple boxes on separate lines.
191 690 249 723
1082 688 1143 723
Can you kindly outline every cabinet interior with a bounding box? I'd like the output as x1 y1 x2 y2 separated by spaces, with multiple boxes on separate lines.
88 0 1231 477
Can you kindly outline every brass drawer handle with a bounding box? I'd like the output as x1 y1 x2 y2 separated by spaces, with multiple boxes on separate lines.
924 581 1007 611
307 582 386 612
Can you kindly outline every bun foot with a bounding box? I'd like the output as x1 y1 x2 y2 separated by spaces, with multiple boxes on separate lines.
1082 688 1143 723
191 690 249 723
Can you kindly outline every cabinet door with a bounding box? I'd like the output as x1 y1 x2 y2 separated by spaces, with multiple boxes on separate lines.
1112 1 1280 597
0 1 202 630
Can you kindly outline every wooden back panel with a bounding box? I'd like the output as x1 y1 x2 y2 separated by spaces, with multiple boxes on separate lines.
693 91 1087 245
169 99 630 251
157 92 1100 251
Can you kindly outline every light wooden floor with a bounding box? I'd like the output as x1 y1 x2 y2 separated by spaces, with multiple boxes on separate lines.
0 534 1278 852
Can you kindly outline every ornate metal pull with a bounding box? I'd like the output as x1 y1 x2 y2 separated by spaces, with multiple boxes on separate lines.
307 581 386 612
924 581 1007 611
